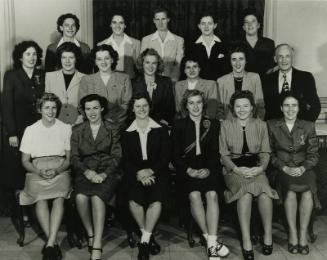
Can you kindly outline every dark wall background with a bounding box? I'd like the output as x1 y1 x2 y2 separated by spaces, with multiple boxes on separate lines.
93 0 265 51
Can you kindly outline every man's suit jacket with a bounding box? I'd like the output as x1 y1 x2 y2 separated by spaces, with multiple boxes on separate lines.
44 39 92 74
45 70 85 124
132 75 175 125
174 78 221 119
263 68 321 121
79 72 132 128
190 40 228 81
217 72 265 120
98 35 140 79
121 125 170 182
141 32 184 82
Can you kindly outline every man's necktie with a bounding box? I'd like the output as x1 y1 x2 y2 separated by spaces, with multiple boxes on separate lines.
281 73 290 93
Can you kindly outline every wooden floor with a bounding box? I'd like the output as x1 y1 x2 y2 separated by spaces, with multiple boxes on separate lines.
1 215 327 260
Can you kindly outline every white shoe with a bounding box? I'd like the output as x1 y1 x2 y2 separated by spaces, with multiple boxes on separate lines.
215 242 230 257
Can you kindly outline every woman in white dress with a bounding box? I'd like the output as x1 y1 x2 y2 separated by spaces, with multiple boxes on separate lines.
19 93 72 260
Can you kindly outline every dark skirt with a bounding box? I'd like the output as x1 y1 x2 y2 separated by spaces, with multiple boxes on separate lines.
74 174 120 203
277 169 320 209
185 173 218 194
128 176 168 207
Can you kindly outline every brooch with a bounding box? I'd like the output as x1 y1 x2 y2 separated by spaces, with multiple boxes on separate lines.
299 134 305 145
203 119 211 129
34 75 41 85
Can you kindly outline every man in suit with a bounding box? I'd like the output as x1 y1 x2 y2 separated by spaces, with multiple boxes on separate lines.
97 14 140 79
175 56 222 119
141 7 184 82
189 14 229 81
263 44 321 121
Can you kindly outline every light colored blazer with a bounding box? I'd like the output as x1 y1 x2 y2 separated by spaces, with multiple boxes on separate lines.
217 72 265 120
45 70 85 124
174 78 221 120
79 71 132 128
98 35 140 79
141 31 184 82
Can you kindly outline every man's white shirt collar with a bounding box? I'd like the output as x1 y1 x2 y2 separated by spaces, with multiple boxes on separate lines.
57 37 80 48
126 118 161 132
151 30 175 42
195 35 221 44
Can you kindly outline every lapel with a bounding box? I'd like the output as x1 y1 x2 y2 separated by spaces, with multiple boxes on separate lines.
195 78 206 92
94 122 110 145
66 71 83 94
242 72 251 91
178 80 188 94
146 129 155 160
290 68 302 96
152 75 163 104
18 68 32 87
129 130 143 160
163 37 175 57
271 71 280 96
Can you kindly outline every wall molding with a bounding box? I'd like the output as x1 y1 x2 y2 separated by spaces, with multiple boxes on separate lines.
263 0 277 41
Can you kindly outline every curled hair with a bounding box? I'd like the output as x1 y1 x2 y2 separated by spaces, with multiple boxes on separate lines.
180 55 201 70
126 92 152 124
56 42 82 69
181 89 207 116
138 48 164 74
110 13 129 28
56 13 80 34
12 41 43 69
197 13 218 24
241 8 262 24
228 45 247 61
229 90 257 118
153 7 170 18
92 44 119 71
80 94 108 117
279 92 301 108
36 92 62 117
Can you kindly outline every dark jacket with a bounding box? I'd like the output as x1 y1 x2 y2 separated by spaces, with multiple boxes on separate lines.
70 121 122 180
171 117 220 176
45 39 92 74
132 75 175 126
121 125 170 182
267 118 319 171
263 68 321 122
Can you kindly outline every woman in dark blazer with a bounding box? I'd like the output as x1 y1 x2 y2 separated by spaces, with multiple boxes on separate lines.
122 93 170 260
267 93 319 255
132 48 175 127
2 40 45 190
71 94 122 260
171 89 229 259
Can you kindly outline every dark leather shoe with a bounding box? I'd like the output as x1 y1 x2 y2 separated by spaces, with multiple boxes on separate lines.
149 235 161 255
137 242 149 260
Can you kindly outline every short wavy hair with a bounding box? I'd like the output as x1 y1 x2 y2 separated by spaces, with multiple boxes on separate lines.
279 92 301 108
56 42 82 69
92 44 119 71
228 45 247 61
229 90 257 118
241 8 262 24
138 48 164 74
80 94 108 117
181 89 207 116
36 92 62 117
12 41 43 69
57 13 80 34
126 92 152 124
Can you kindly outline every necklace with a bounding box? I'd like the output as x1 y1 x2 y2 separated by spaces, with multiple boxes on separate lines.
234 76 243 82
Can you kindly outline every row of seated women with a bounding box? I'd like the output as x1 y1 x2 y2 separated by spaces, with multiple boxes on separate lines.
7 87 318 260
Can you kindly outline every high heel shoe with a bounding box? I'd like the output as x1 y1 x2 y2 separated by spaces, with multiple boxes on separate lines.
88 235 94 253
90 247 102 260
242 247 254 260
149 235 161 255
262 243 273 255
137 242 149 260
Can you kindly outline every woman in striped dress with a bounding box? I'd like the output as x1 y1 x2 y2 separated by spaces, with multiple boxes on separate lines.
219 90 278 260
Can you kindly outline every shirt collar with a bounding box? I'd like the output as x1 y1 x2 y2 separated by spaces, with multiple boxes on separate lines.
195 35 221 44
57 37 80 48
102 33 133 45
126 118 161 132
151 30 175 41
279 68 292 81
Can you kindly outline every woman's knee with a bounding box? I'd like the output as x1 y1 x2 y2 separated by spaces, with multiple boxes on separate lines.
302 190 313 200
148 201 162 210
205 190 218 202
129 200 142 209
189 191 202 204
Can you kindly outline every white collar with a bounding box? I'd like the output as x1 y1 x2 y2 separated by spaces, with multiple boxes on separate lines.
101 33 133 45
126 118 161 132
151 30 175 41
195 35 221 44
279 68 293 79
57 37 80 48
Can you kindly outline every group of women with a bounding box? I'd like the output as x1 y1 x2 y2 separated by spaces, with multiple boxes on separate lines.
0 9 320 260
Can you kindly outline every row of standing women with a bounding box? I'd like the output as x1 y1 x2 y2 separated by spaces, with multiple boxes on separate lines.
1 9 319 260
